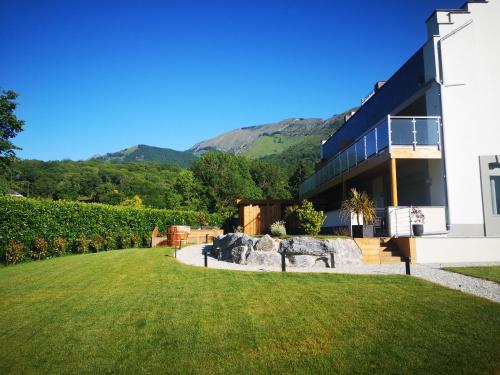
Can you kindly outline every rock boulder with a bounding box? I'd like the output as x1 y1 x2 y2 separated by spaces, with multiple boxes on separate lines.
246 251 282 267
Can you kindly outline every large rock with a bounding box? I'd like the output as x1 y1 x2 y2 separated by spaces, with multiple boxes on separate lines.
327 238 363 266
214 233 254 251
246 251 282 267
279 237 333 256
231 245 251 265
213 233 255 261
254 234 278 252
289 255 331 268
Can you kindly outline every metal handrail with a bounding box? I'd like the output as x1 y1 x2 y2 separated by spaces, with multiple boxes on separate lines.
299 115 441 197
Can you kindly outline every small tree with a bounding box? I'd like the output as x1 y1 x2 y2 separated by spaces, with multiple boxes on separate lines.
286 200 325 236
340 188 376 225
0 89 25 167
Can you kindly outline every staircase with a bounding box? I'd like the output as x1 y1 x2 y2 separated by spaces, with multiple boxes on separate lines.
354 238 404 264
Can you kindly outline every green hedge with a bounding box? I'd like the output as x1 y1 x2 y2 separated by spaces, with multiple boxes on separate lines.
0 197 223 262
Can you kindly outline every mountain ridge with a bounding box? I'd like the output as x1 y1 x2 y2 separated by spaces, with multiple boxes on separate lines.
91 108 355 166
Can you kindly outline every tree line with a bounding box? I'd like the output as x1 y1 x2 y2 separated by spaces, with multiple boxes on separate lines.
0 88 313 219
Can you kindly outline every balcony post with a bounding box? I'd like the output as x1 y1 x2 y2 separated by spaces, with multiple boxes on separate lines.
387 115 392 154
375 127 378 153
412 117 417 150
390 158 398 207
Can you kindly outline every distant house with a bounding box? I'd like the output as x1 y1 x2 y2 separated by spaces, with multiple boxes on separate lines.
300 1 500 263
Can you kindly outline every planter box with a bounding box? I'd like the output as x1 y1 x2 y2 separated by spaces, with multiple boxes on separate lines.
412 224 424 237
352 225 374 238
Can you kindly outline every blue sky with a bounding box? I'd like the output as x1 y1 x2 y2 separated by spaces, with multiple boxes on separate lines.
1 0 463 161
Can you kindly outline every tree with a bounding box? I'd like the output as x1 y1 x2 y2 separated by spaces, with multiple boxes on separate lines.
0 89 25 168
249 159 291 199
121 195 144 208
189 151 262 217
288 161 312 197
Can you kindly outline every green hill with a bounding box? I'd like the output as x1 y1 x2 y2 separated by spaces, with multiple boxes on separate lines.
91 144 196 167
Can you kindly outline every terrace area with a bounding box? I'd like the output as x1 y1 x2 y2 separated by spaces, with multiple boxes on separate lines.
299 115 442 198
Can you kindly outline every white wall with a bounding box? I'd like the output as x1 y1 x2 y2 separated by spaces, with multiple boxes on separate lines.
427 159 446 206
323 209 362 229
387 206 447 236
427 1 500 236
416 237 500 263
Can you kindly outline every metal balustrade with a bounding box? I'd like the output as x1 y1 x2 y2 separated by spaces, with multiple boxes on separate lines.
299 116 441 197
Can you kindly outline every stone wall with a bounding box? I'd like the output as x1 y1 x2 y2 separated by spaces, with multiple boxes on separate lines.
212 233 362 268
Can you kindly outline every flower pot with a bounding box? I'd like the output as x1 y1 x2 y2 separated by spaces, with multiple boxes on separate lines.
412 224 424 237
352 224 374 238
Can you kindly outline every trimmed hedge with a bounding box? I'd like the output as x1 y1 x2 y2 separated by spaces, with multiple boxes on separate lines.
0 197 223 262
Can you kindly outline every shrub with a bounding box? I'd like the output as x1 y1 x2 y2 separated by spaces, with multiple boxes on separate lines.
269 221 287 238
4 241 24 265
52 237 68 256
141 234 152 248
128 233 140 248
29 238 48 260
89 234 105 253
116 233 131 249
74 236 90 254
285 200 325 236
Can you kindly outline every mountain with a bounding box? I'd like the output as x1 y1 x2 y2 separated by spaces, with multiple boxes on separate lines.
91 144 196 167
189 109 353 163
91 108 354 168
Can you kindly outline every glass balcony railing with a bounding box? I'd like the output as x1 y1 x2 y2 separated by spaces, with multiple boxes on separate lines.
299 116 441 197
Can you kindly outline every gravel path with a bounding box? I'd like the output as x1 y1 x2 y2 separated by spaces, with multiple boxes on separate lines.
176 244 500 303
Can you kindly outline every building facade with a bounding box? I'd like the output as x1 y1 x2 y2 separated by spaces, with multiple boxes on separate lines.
300 0 500 240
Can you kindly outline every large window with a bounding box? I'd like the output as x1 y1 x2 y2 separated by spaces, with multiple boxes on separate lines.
491 176 500 215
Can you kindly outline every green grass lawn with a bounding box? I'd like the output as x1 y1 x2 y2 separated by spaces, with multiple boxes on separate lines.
1 248 499 375
443 266 500 283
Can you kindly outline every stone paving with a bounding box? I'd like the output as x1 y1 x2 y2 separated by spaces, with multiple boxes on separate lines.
176 244 500 303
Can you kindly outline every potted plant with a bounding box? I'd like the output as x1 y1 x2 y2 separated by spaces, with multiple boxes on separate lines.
410 206 425 236
341 188 376 238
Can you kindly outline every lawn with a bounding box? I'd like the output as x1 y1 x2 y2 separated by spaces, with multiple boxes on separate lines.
0 248 499 375
443 266 500 283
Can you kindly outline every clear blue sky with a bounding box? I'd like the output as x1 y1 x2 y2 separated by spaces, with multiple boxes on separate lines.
1 0 463 161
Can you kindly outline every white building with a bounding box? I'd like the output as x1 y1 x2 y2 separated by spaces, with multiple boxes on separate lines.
300 0 500 263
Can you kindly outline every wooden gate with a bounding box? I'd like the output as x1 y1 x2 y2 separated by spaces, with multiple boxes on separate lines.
237 199 296 235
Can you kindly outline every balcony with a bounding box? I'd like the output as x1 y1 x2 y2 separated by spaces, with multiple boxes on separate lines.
299 116 441 197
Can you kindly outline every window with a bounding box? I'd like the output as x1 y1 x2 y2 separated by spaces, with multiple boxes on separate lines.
491 176 500 215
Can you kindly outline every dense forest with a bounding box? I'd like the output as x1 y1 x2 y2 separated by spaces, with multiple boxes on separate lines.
2 152 312 218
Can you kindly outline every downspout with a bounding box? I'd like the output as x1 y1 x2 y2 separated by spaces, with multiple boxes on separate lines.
434 19 473 233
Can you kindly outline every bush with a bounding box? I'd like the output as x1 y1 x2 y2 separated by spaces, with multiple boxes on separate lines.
285 200 325 236
74 236 90 254
269 221 287 238
4 241 24 265
89 234 105 253
52 237 68 256
30 238 48 260
0 196 224 262
116 233 131 249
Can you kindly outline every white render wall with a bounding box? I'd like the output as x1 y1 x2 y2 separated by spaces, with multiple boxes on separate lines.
387 206 447 237
323 209 363 227
416 237 500 263
426 1 500 236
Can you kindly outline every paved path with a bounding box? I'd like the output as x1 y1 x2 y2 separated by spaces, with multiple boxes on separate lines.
176 244 500 303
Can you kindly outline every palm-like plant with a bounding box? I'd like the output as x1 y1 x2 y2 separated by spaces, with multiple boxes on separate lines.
340 188 376 225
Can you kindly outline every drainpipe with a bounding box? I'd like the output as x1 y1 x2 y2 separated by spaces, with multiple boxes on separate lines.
434 19 473 233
